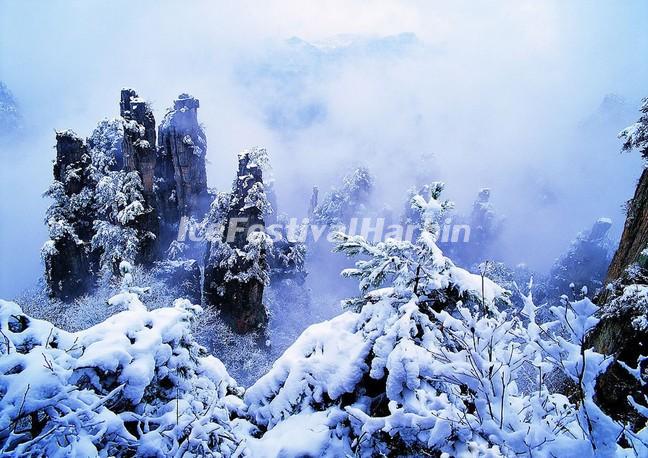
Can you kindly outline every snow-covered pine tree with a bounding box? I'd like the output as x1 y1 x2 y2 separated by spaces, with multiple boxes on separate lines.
84 114 156 275
87 118 125 173
620 96 648 159
92 170 155 273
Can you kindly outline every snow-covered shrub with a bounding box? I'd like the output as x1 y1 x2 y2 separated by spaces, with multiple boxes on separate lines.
476 261 545 310
0 294 246 456
19 263 200 333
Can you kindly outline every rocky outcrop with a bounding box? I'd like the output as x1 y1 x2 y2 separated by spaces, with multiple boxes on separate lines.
120 89 157 195
438 188 503 268
204 148 270 332
43 89 215 298
43 131 98 300
308 186 318 217
606 168 648 283
589 266 648 430
311 167 373 226
119 89 159 263
157 94 209 251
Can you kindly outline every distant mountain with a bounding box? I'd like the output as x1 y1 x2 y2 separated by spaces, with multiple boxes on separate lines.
0 81 21 140
580 93 637 132
236 33 421 132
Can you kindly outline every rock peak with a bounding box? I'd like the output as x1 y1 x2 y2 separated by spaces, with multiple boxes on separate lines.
174 94 199 111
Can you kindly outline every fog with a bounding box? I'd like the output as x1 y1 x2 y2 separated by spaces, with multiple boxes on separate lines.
1 0 647 297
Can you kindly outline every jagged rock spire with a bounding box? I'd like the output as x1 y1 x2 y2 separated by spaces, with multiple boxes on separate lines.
120 88 157 195
43 131 98 300
118 89 159 263
157 94 209 251
204 148 271 333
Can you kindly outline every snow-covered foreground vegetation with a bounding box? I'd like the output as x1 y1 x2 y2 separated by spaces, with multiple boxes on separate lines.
2 188 647 457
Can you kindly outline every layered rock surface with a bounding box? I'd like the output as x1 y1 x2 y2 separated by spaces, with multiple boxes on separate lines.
157 94 209 251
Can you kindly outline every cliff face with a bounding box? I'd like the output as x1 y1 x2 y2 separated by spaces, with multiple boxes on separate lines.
157 94 209 251
607 97 648 283
43 90 287 326
591 180 648 429
605 168 648 283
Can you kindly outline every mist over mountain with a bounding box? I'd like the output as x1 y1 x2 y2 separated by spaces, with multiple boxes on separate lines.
236 33 422 132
